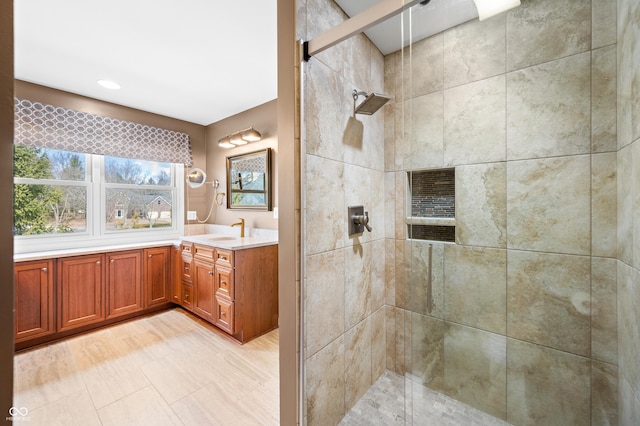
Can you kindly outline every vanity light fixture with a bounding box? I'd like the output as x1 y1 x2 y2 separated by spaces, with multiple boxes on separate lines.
97 79 121 90
217 127 262 149
472 0 520 21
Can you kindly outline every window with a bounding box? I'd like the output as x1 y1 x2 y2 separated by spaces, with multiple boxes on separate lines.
14 147 183 253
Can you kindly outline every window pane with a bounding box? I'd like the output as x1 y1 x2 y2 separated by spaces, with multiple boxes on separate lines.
14 184 87 235
105 156 171 185
14 146 86 181
105 188 173 231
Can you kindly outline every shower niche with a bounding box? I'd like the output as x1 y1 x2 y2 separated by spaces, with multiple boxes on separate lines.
406 168 455 242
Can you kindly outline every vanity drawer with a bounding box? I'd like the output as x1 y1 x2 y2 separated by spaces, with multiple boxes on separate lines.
180 242 194 257
182 282 193 311
214 265 234 299
214 296 234 334
215 248 233 267
193 244 215 261
181 256 193 283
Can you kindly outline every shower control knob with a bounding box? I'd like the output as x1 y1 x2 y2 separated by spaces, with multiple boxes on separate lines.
353 212 372 232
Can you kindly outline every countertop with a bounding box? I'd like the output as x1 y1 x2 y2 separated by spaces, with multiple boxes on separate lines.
179 234 278 250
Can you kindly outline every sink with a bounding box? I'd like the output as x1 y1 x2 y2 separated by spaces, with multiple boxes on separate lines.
207 236 238 242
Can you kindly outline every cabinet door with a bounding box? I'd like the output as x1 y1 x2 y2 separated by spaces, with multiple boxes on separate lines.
193 259 214 320
14 260 55 342
106 250 143 319
58 255 105 332
170 246 182 304
144 247 171 307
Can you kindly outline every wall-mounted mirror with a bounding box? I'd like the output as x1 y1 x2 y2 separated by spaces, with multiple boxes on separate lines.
226 148 271 210
187 167 207 189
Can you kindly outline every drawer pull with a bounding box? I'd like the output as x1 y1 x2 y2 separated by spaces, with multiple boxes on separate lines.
184 267 189 271
208 271 213 275
110 259 115 263
221 280 226 286
221 311 226 316
220 256 227 260
184 293 189 299
96 261 101 265
148 254 153 258
41 267 48 272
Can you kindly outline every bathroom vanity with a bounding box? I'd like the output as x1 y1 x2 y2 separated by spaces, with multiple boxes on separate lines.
13 233 278 349
176 234 278 344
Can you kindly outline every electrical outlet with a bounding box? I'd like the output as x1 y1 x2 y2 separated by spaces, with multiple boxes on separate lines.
273 207 278 219
187 211 197 220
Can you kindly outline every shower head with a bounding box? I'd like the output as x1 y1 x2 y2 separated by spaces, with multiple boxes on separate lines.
353 90 390 115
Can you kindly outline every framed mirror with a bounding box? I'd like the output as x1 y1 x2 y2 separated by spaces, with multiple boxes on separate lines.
226 148 271 210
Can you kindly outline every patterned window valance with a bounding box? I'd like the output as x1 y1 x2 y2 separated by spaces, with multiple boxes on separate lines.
14 98 193 166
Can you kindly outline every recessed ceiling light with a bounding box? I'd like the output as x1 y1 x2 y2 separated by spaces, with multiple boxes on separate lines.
97 79 121 90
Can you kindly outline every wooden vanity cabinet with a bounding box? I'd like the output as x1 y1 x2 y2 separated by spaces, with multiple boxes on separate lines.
58 254 105 332
170 246 182 304
14 259 55 342
173 242 278 343
144 247 171 307
106 250 143 319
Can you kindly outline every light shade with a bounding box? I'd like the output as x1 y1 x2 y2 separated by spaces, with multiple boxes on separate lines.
97 79 121 90
230 133 247 146
241 127 262 142
218 136 235 149
473 0 520 21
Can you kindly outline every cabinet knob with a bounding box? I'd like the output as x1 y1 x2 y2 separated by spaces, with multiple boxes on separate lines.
221 280 226 286
208 271 213 275
41 267 48 272
220 256 227 260
184 293 189 299
221 312 226 316
148 254 153 258
184 267 189 272
96 261 101 265
110 259 115 263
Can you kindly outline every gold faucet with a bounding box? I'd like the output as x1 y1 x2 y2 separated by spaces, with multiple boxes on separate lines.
231 218 245 237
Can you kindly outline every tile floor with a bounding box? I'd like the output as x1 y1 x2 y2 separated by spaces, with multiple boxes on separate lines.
13 308 279 425
340 371 512 426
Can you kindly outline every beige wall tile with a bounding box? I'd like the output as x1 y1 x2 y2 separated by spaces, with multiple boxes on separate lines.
404 34 444 99
405 241 445 319
370 169 385 241
456 162 506 248
384 172 396 240
619 375 640 426
305 154 345 255
304 61 347 162
592 257 618 365
617 262 640 399
444 323 507 420
305 336 345 425
506 339 591 426
344 164 372 245
634 141 640 269
410 313 444 392
444 245 506 334
506 0 591 71
345 319 372 410
507 155 591 255
444 76 506 166
385 306 397 373
443 15 505 89
507 53 591 161
507 250 591 356
370 239 386 311
384 238 396 306
592 45 618 153
345 242 372 329
305 249 345 358
371 308 386 382
618 145 633 264
404 93 444 169
592 0 617 49
592 360 619 426
592 152 618 257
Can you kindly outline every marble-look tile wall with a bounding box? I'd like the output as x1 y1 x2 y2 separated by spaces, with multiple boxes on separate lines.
300 0 387 424
384 0 621 425
617 0 640 422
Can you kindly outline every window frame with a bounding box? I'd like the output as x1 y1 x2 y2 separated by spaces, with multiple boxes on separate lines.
14 150 184 254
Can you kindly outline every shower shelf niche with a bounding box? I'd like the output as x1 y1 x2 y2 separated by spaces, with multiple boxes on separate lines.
406 168 455 243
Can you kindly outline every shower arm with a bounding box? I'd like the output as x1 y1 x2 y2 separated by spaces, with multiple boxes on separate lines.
352 90 367 115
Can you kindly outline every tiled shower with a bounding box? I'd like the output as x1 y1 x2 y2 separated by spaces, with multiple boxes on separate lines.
300 0 639 424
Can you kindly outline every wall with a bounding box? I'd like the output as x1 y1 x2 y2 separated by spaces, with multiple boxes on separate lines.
300 1 387 424
616 0 640 422
384 0 619 424
14 81 208 219
0 0 14 416
203 100 278 231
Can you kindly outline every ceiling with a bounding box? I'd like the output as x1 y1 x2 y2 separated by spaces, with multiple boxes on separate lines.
334 0 479 56
14 0 477 126
14 0 278 126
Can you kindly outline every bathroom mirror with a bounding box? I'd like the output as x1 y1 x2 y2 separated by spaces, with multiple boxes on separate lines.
226 148 271 210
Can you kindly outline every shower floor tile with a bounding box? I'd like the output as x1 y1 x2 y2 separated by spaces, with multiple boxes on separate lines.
340 371 512 426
